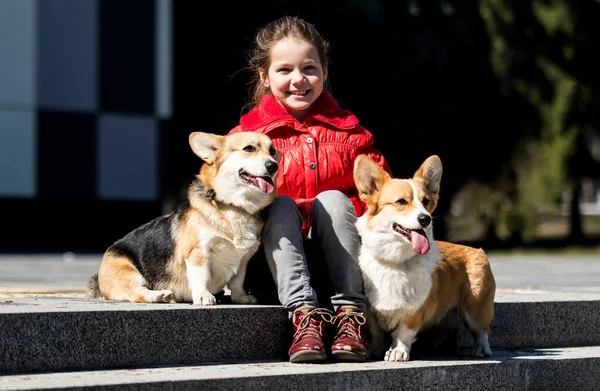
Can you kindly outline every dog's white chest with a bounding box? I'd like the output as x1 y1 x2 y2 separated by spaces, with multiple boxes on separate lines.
188 211 262 294
205 235 260 262
359 247 440 313
225 209 263 249
198 209 262 252
198 223 261 261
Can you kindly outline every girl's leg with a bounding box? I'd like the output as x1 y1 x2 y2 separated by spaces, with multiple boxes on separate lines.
261 195 318 311
311 190 367 311
261 195 331 363
311 190 368 362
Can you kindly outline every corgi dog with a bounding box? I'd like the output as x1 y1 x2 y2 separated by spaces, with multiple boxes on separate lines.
87 131 280 305
353 154 496 362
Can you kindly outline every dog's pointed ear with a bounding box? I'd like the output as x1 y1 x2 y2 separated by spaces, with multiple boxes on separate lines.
414 155 443 195
189 132 225 164
354 154 391 201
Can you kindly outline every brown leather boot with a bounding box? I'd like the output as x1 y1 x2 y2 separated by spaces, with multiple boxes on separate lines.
288 306 333 363
331 306 368 362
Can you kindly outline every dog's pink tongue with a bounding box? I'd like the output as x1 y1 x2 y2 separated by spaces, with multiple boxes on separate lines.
256 177 274 194
411 230 430 254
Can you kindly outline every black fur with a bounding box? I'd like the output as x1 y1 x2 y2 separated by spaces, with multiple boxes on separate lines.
87 274 101 298
87 177 241 299
105 208 183 289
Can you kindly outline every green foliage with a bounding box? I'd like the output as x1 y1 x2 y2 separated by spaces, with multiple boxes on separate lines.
475 0 583 242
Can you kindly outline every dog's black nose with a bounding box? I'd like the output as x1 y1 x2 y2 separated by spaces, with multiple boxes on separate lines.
418 214 431 228
265 160 278 175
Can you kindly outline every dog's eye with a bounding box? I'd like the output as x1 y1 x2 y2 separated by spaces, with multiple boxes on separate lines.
396 199 408 206
243 145 256 152
269 146 277 156
422 198 430 206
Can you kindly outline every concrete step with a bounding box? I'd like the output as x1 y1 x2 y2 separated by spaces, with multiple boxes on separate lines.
1 346 599 391
1 292 600 375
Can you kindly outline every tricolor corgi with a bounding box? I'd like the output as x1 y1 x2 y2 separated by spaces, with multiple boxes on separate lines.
353 154 496 361
87 131 280 305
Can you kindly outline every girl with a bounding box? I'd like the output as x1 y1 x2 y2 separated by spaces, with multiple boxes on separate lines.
228 15 392 363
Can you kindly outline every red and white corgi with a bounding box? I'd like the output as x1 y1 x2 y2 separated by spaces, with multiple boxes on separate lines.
87 131 279 305
353 154 496 361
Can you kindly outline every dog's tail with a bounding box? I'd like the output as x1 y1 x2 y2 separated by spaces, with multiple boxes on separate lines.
86 274 102 299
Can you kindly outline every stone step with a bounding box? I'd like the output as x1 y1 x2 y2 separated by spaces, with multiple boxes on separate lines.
1 292 600 375
1 346 599 391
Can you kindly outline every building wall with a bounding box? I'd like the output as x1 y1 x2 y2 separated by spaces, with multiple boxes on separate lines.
0 0 172 201
0 0 172 251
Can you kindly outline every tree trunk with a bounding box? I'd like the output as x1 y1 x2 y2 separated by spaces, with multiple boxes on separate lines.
568 181 585 243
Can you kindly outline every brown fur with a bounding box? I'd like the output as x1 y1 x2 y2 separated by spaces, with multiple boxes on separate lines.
403 241 496 335
354 154 496 361
88 131 279 304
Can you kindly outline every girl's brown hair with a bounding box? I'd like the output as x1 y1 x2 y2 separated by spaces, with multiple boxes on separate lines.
245 16 331 111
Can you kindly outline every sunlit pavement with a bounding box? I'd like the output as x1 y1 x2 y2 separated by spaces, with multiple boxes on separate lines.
0 252 599 297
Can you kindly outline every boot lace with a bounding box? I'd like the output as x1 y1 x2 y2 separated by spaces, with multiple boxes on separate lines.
294 308 334 342
334 308 367 343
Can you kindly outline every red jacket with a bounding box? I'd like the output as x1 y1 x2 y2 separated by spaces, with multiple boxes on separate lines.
229 93 392 236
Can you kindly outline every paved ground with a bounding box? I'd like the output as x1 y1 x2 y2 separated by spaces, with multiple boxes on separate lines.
489 254 600 293
0 253 99 296
0 252 599 297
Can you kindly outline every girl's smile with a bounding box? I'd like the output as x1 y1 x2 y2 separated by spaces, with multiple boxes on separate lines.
262 37 325 121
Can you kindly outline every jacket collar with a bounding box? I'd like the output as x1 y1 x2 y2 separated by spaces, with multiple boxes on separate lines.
239 93 359 133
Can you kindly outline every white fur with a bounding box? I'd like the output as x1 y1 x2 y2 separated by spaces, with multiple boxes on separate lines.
387 325 418 362
355 154 493 362
186 260 216 305
464 312 493 357
168 212 262 305
94 132 277 306
357 214 439 313
356 178 441 361
214 151 277 215
181 132 276 305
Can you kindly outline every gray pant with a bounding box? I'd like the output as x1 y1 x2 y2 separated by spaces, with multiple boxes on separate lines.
260 190 367 313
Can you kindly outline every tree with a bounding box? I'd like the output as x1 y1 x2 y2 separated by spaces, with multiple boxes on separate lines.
475 0 600 244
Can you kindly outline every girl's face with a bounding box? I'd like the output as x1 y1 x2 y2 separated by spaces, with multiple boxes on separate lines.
262 37 325 121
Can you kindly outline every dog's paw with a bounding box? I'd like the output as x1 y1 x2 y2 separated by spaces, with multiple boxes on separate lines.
145 289 173 303
471 344 492 358
157 290 173 303
193 294 217 305
231 294 258 304
385 348 410 362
